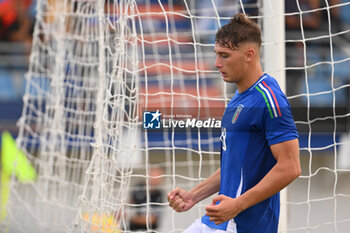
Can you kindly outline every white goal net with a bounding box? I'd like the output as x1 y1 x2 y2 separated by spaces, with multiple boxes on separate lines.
1 0 350 233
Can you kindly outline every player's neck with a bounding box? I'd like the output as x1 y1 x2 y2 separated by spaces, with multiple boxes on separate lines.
236 63 263 93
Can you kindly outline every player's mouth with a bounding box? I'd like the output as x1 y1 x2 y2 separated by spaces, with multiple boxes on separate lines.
221 72 227 77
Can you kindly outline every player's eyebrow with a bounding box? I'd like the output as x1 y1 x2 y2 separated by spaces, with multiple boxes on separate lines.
215 51 229 56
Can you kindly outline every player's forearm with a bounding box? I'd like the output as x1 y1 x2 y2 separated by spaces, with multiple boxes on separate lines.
189 168 221 204
237 142 300 211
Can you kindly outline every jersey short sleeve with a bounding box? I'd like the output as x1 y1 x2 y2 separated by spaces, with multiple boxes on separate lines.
255 79 298 145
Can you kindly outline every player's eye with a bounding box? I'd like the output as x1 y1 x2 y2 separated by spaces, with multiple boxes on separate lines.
220 54 229 58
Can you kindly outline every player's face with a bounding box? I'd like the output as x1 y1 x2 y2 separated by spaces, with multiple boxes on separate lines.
214 43 246 83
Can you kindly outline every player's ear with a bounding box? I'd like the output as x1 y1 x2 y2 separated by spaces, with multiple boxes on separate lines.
245 47 255 62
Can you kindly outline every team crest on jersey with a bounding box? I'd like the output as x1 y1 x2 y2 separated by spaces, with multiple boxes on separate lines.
232 104 244 124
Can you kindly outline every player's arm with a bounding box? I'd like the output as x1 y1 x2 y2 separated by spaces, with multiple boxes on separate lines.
168 168 221 212
206 139 300 224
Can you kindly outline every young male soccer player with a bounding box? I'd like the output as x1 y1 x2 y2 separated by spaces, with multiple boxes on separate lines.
168 13 301 233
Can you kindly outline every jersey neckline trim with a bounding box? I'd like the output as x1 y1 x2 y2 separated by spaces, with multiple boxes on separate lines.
234 73 268 97
249 73 268 91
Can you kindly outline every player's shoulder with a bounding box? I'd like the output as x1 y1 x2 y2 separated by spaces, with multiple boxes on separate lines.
258 74 283 94
253 74 289 107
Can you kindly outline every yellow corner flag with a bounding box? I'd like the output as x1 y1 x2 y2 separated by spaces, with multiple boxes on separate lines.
1 131 37 221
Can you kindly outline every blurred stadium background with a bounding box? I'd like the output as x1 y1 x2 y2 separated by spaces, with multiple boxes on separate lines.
0 0 350 232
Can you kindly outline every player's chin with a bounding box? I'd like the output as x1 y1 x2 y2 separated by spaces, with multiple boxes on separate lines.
222 77 234 83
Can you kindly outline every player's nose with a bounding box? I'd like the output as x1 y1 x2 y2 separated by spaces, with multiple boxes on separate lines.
214 56 222 68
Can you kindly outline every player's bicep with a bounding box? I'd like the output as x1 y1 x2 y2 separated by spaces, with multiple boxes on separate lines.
270 138 299 162
270 139 300 176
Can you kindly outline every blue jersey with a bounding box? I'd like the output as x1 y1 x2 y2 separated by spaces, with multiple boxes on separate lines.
202 74 298 233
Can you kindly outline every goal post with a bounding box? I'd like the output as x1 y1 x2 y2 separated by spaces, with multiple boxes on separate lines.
262 1 287 232
263 0 285 91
